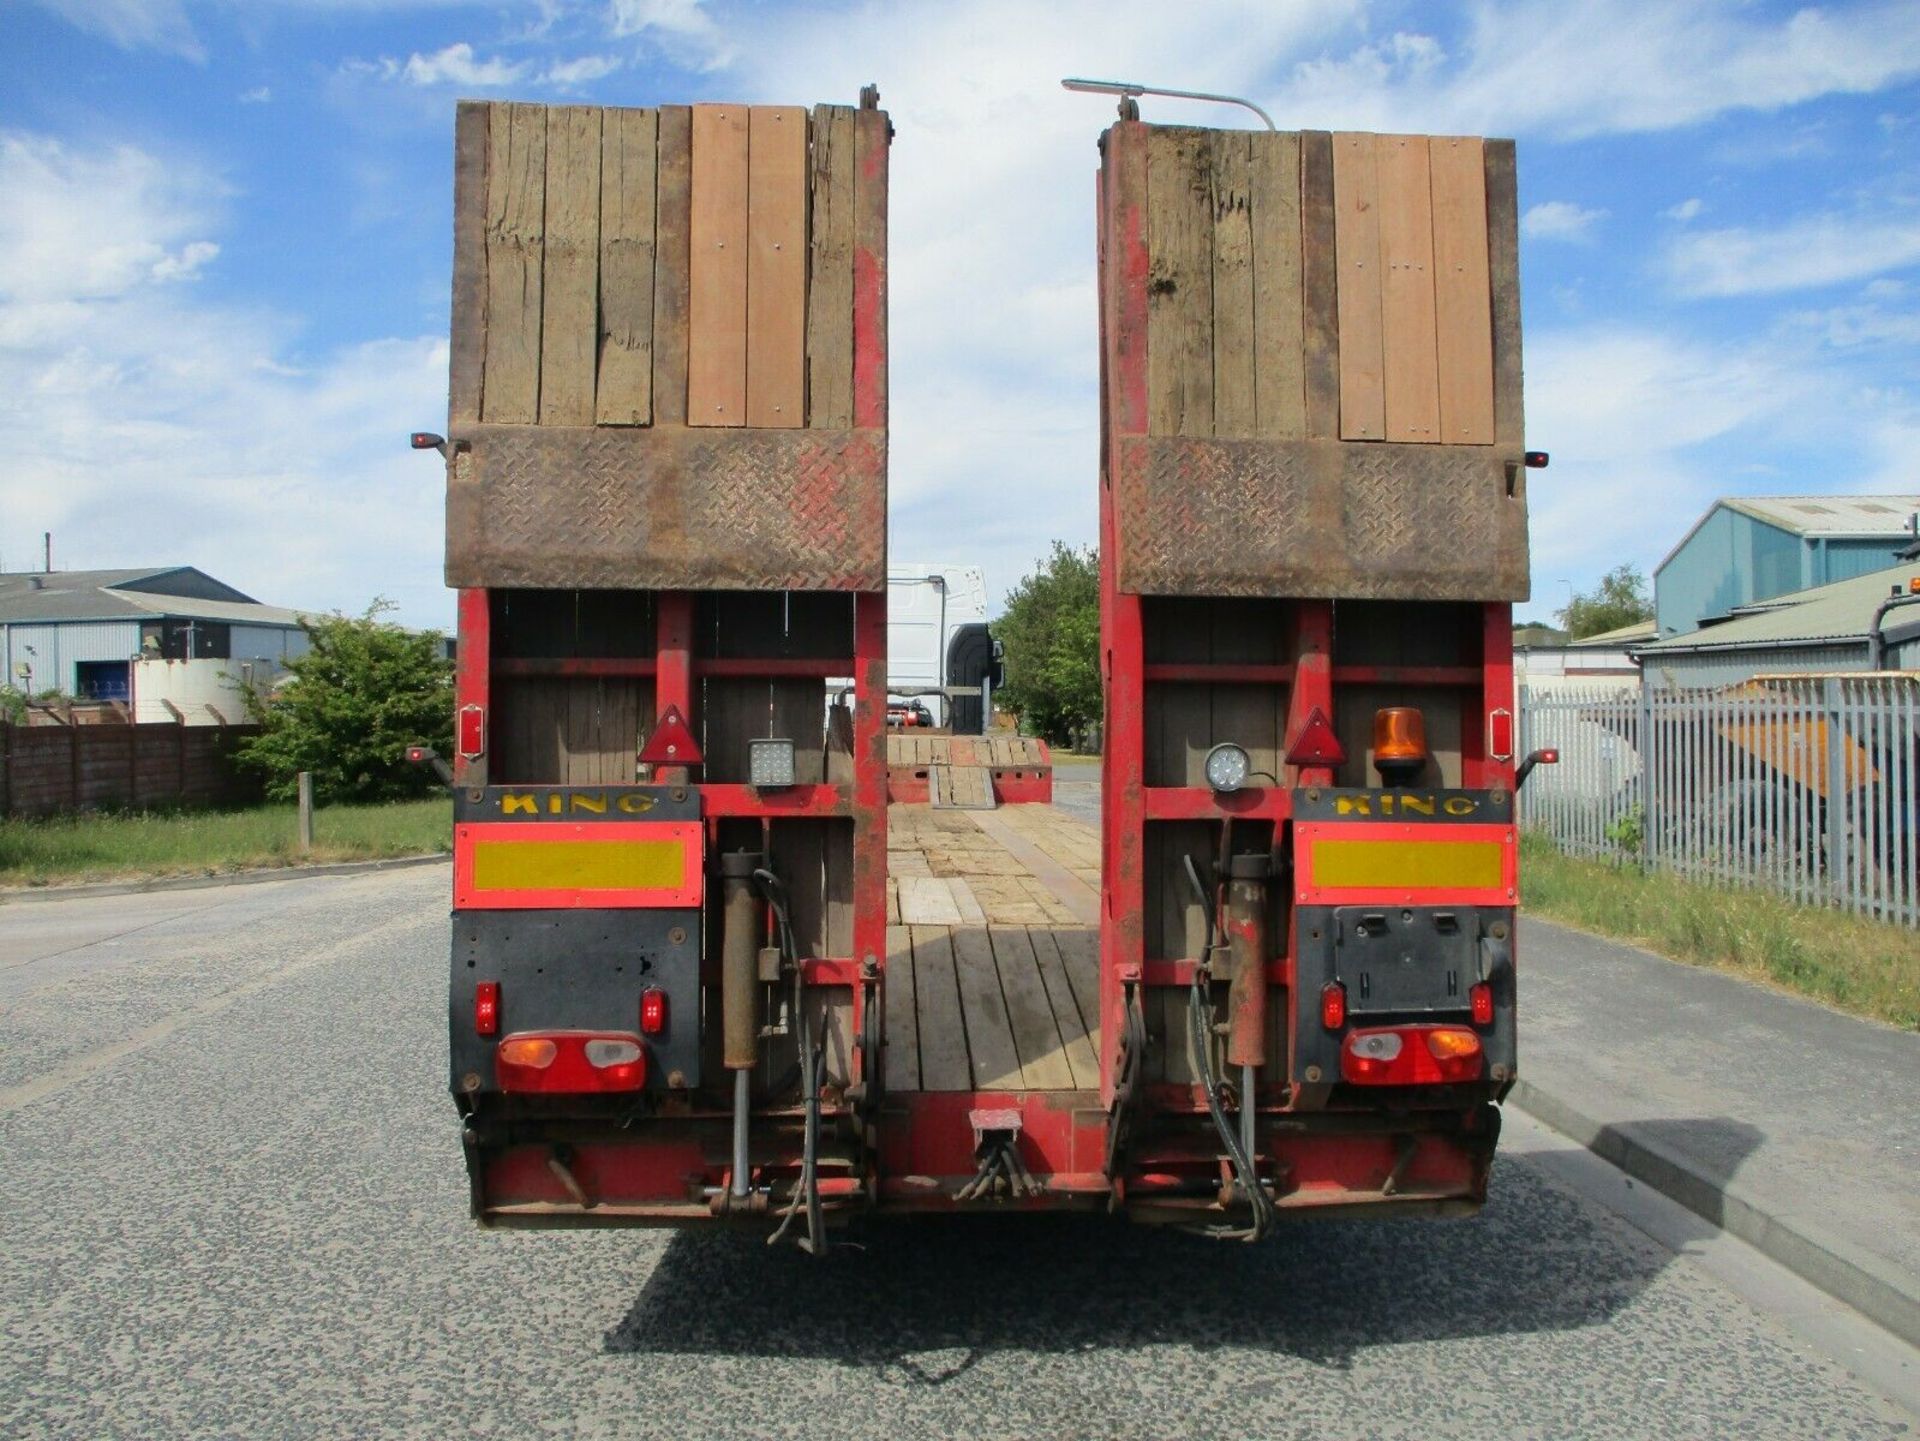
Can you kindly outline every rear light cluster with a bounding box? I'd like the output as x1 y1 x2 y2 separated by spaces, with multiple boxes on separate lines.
1339 1027 1483 1086
496 1031 647 1092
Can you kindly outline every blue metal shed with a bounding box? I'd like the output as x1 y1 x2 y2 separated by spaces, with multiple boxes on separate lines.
1654 495 1919 639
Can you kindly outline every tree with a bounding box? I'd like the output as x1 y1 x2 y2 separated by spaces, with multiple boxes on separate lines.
994 542 1101 746
1557 564 1653 640
236 600 453 803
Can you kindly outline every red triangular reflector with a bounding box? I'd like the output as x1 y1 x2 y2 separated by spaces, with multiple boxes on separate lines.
638 704 704 766
1284 705 1346 768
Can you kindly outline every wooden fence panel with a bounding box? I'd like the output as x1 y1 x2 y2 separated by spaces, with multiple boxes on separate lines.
0 722 263 817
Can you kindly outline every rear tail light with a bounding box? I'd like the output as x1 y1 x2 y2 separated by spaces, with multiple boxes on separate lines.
474 981 500 1036
495 1032 647 1093
497 1035 557 1070
1320 981 1347 1030
1469 981 1494 1026
1340 1026 1483 1085
640 988 668 1035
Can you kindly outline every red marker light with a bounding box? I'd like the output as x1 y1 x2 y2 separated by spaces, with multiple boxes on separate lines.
640 988 667 1035
1469 981 1494 1027
1539 748 1559 765
474 981 500 1036
1320 981 1347 1030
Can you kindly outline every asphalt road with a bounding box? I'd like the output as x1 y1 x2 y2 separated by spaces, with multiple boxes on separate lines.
1 866 1914 1439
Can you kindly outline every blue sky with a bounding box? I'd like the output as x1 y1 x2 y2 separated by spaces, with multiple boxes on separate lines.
4 0 1918 630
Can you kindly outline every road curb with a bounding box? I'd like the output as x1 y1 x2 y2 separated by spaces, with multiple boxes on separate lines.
1510 1078 1920 1350
0 852 450 906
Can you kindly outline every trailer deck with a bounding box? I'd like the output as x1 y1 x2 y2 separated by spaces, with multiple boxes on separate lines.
884 800 1102 1092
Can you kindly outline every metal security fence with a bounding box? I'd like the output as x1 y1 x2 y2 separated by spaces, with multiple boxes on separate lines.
1518 677 1920 928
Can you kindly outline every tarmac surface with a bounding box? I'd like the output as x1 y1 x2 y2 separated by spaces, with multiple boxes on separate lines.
1 859 1915 1438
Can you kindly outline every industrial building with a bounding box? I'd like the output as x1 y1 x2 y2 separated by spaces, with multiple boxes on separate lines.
0 567 310 724
1637 561 1920 688
1653 494 1920 638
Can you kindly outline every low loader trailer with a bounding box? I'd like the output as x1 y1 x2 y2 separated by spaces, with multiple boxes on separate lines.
420 91 1550 1244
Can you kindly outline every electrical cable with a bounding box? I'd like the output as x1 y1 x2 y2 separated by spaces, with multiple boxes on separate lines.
1181 854 1276 1241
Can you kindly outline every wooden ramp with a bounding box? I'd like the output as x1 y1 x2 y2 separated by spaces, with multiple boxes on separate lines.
929 764 996 810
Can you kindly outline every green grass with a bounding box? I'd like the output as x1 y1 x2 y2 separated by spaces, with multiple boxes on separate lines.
1520 833 1919 1032
0 799 451 888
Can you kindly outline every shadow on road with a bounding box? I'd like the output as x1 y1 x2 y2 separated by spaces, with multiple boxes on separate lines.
604 1118 1760 1376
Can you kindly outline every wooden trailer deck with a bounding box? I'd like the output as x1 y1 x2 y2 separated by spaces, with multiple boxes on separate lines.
884 801 1103 1092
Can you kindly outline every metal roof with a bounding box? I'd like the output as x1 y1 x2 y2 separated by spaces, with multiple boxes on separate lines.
1655 494 1920 574
1638 562 1920 655
0 567 304 627
1570 618 1656 647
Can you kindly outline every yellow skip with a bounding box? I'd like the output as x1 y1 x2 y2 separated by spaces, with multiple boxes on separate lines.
470 838 686 893
1312 838 1504 891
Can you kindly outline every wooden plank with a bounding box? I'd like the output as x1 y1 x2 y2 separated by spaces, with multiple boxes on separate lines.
652 106 692 426
595 106 657 426
1145 126 1214 438
1250 130 1304 439
449 102 489 427
688 103 748 426
949 878 988 926
1047 927 1102 1055
481 102 546 425
1378 134 1440 443
1027 929 1099 1089
1484 138 1525 450
1430 135 1493 445
746 105 807 427
990 928 1076 1090
1331 131 1384 441
1299 131 1340 440
807 105 856 428
885 925 920 1091
851 105 889 431
951 927 1024 1089
898 874 963 926
910 926 971 1090
539 105 601 426
1210 130 1256 439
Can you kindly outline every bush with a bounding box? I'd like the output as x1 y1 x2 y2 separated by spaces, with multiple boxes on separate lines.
236 600 452 803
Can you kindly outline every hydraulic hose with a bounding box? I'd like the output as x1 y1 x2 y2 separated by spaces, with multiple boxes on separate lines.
1182 854 1276 1241
753 867 827 1255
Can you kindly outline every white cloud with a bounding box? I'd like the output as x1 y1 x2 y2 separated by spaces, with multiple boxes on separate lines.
29 0 203 62
1522 201 1606 242
0 132 448 624
399 41 528 88
239 86 272 104
608 0 734 71
1268 0 1920 138
1667 213 1920 296
1665 197 1703 222
544 54 623 87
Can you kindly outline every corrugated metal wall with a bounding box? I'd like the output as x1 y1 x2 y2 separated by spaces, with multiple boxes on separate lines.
2 621 143 691
229 625 309 663
1642 643 1869 689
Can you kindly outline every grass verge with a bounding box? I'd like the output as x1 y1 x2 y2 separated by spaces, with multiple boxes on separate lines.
1521 834 1918 1031
0 799 451 888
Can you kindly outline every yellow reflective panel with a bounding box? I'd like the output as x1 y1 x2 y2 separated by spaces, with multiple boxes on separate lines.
1312 839 1503 891
470 838 685 893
